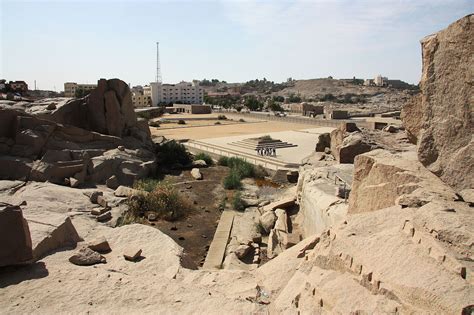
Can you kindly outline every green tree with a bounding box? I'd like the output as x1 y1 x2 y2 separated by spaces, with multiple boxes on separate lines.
244 96 263 111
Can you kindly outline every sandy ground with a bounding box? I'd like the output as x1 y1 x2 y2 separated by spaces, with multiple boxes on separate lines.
197 128 335 164
151 118 320 141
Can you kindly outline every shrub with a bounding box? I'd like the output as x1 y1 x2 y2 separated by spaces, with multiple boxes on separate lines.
149 121 160 128
217 115 227 120
127 183 191 222
218 156 229 166
177 119 186 125
226 157 254 178
223 169 242 190
214 121 221 125
231 191 245 211
134 178 162 192
157 140 192 166
194 152 213 165
239 118 245 122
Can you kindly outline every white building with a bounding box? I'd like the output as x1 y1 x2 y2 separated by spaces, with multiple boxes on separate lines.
374 75 388 87
150 81 204 106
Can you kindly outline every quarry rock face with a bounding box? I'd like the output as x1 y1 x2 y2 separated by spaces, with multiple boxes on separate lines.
407 14 474 190
400 93 423 143
0 79 155 186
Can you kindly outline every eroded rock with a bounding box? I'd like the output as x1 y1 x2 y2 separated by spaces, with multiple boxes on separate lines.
69 247 106 266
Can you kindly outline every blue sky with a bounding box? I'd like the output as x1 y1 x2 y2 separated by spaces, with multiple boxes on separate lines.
1 0 472 91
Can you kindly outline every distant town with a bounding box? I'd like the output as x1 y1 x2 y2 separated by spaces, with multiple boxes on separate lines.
1 74 417 118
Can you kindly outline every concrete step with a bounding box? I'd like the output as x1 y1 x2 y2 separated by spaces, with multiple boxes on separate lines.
202 210 235 270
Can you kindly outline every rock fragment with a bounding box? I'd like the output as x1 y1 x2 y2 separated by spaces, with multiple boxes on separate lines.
69 247 106 266
124 248 142 262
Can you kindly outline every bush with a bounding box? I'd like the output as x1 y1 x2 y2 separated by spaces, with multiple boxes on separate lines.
217 115 227 120
226 157 255 178
126 183 191 222
221 157 257 190
239 118 245 122
194 152 213 165
218 156 229 166
134 178 162 192
214 121 221 125
177 119 186 125
223 169 242 190
157 140 192 166
231 191 245 211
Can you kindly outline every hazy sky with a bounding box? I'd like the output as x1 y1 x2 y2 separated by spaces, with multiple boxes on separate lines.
1 0 472 91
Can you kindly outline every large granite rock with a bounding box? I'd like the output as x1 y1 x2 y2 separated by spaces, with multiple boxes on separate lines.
47 79 139 139
0 203 33 267
330 123 378 163
405 15 473 190
348 149 456 214
0 79 156 186
400 94 422 143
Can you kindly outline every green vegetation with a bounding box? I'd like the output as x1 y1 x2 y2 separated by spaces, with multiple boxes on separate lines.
218 156 229 166
122 183 191 224
149 121 160 128
231 191 245 211
223 169 243 190
267 99 284 112
134 178 162 192
157 140 192 166
239 118 245 122
242 78 287 94
177 119 186 125
217 115 227 120
244 95 264 111
287 93 302 103
214 121 221 125
272 95 285 102
221 157 265 190
194 152 213 165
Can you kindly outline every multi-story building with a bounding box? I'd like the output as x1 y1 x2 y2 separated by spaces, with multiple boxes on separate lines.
132 92 152 107
150 81 204 106
64 82 97 97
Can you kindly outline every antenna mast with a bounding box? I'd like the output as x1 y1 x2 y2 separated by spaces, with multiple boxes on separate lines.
156 42 162 83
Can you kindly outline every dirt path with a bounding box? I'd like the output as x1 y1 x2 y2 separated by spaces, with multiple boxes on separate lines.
145 166 230 268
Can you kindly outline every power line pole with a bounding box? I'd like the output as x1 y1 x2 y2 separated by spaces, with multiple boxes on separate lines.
156 42 162 83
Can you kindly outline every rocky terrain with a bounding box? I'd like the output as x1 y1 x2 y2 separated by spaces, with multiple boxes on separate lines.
0 15 473 314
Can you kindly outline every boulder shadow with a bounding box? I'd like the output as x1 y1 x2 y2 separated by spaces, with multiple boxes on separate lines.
0 261 49 288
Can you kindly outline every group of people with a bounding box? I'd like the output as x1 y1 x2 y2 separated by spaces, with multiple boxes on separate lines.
256 146 277 157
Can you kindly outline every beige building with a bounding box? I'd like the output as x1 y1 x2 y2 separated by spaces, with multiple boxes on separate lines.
150 81 204 106
171 104 211 114
132 92 151 107
64 82 97 97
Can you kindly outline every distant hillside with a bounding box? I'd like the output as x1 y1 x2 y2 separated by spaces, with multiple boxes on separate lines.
274 78 385 98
